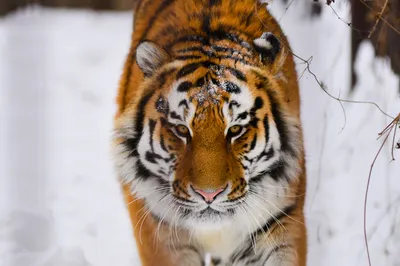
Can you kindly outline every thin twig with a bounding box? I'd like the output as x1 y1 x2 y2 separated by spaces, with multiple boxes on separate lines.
329 5 363 34
278 0 297 22
291 53 394 120
364 124 394 266
368 0 389 38
358 0 400 36
364 114 400 266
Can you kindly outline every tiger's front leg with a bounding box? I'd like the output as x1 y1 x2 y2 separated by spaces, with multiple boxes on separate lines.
227 215 307 266
229 241 303 266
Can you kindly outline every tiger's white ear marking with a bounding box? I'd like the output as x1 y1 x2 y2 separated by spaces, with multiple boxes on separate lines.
253 32 281 64
136 41 170 77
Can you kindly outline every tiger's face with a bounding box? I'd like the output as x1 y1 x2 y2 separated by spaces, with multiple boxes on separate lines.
114 33 302 231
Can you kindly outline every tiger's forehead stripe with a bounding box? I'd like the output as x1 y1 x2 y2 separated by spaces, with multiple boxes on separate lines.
175 61 247 81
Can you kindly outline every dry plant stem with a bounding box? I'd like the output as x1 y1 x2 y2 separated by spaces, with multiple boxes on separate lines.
368 0 389 38
391 123 397 160
291 53 394 120
329 5 362 34
378 114 400 139
278 0 297 22
358 0 400 36
364 124 394 266
364 114 400 266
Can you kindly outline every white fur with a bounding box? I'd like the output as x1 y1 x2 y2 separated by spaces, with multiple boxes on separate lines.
253 38 273 50
136 41 169 76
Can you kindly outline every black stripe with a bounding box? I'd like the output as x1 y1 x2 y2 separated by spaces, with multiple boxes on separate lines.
176 63 201 79
236 111 248 121
155 96 169 115
159 134 168 152
202 13 211 34
176 46 206 54
178 99 189 109
209 0 221 6
122 137 139 157
249 134 257 151
266 89 292 154
148 119 157 151
210 77 220 87
170 111 182 120
257 146 275 161
202 61 218 69
214 55 252 65
175 55 203 60
240 11 255 27
153 24 181 41
145 151 163 164
195 76 206 87
136 159 153 179
263 244 292 265
252 202 297 238
224 81 241 94
211 28 250 49
249 117 259 128
263 115 269 144
211 45 250 56
250 97 264 116
267 159 287 182
168 35 207 50
178 45 248 57
243 155 253 164
141 0 175 40
168 31 251 53
251 70 270 90
176 45 251 62
177 81 193 92
227 67 247 81
232 240 257 262
135 90 156 140
229 101 240 110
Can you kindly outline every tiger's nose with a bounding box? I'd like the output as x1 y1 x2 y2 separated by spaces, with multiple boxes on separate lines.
193 186 226 203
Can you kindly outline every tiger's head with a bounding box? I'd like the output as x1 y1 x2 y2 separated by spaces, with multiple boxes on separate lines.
113 32 303 231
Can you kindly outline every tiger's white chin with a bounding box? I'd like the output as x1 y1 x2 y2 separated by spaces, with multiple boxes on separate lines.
180 209 236 230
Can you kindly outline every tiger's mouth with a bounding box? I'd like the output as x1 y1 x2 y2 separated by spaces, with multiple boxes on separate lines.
169 190 248 224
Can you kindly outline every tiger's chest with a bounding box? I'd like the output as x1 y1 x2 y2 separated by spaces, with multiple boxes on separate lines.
193 226 243 262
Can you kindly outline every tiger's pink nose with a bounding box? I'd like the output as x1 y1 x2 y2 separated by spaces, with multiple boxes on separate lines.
193 187 226 203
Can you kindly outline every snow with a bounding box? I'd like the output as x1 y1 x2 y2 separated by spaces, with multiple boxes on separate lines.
1 2 399 266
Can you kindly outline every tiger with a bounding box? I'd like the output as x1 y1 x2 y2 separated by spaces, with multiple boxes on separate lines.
112 0 307 265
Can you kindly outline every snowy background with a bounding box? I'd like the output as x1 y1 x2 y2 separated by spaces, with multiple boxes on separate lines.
1 1 399 266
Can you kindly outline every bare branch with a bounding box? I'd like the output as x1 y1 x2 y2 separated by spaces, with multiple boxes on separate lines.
368 0 389 38
364 114 400 266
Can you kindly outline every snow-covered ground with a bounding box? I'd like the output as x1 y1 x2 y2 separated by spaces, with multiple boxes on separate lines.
1 1 399 266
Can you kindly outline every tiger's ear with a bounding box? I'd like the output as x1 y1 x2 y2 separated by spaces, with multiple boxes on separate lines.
253 32 281 64
136 41 170 77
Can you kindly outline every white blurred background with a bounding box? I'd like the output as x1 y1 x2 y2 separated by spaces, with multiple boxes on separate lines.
1 1 399 266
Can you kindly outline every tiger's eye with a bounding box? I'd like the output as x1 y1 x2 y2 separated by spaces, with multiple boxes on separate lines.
230 125 242 134
227 125 243 138
175 125 190 137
